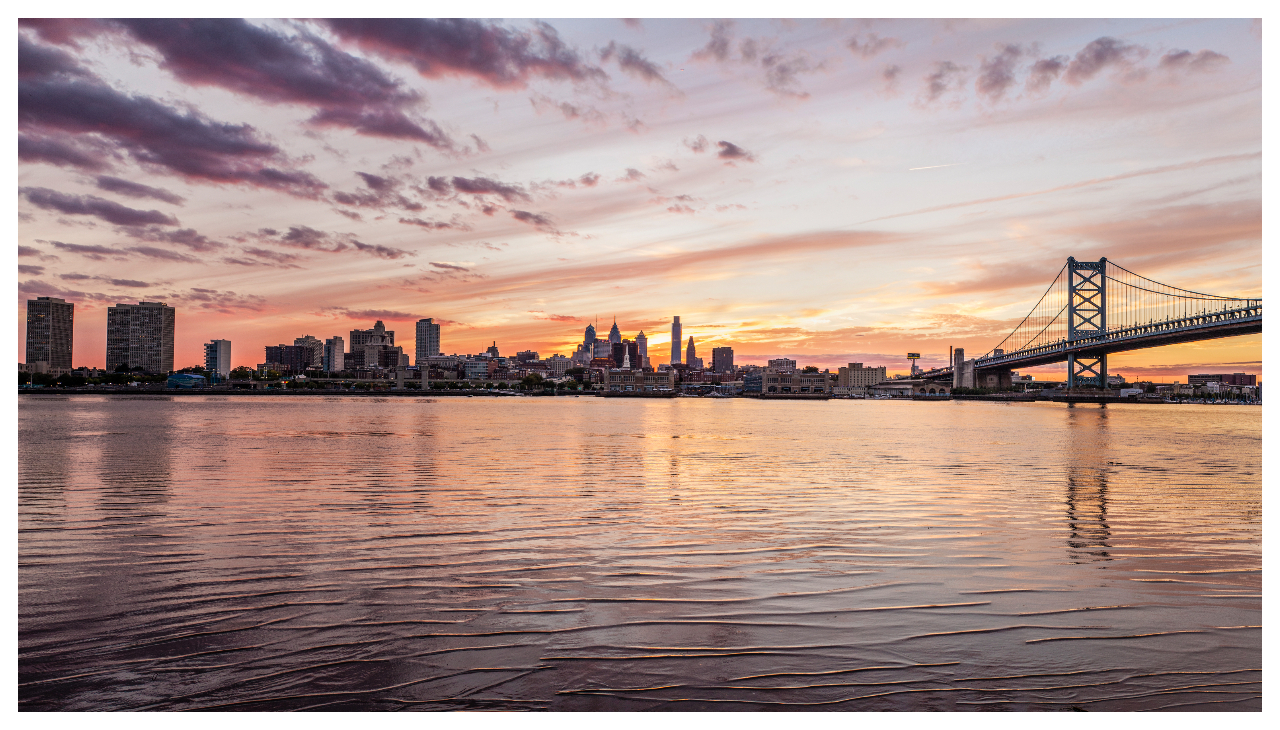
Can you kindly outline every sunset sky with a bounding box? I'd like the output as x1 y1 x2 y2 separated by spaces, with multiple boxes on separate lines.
16 17 1262 380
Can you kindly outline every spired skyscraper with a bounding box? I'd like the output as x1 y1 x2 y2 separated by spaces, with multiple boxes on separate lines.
25 296 74 374
670 316 682 364
636 331 648 369
608 318 621 344
106 301 175 374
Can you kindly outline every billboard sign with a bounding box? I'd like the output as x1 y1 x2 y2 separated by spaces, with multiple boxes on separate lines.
907 352 921 359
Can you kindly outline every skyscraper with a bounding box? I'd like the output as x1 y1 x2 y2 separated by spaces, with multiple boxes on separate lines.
712 346 734 374
670 316 682 364
323 337 345 372
416 318 441 365
686 336 696 365
608 318 621 344
106 301 175 373
25 296 73 374
636 330 648 368
204 339 231 378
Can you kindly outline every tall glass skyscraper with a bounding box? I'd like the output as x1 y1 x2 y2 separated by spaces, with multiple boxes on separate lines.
670 316 681 364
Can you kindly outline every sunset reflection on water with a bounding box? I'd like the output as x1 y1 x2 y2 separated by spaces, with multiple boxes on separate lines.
19 396 1260 710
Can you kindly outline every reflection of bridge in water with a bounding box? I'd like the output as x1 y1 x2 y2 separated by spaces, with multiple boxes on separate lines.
917 258 1262 389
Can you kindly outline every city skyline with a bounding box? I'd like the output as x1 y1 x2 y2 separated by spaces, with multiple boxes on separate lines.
17 18 1262 378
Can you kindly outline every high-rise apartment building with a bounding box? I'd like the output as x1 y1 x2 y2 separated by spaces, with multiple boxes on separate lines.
293 335 324 368
204 339 231 378
324 336 345 372
671 316 682 364
712 346 734 374
416 318 441 365
106 301 175 373
26 296 74 374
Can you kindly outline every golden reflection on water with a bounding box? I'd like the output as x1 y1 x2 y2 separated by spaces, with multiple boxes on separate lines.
19 396 1261 710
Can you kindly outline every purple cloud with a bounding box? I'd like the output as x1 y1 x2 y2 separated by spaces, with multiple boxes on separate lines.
94 175 185 205
102 19 454 147
19 36 326 196
20 187 179 226
119 226 224 252
692 20 734 62
1025 55 1068 93
323 19 607 89
1159 49 1230 74
683 134 709 153
449 175 530 202
351 240 414 260
846 33 903 60
1065 37 1145 85
922 61 967 103
45 240 123 260
18 133 115 171
599 41 673 87
19 265 45 275
976 44 1025 101
717 140 755 163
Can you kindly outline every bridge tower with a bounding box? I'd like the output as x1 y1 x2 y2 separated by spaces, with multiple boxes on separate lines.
1067 257 1107 390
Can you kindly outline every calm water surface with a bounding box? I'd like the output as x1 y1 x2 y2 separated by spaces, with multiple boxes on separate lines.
18 396 1261 710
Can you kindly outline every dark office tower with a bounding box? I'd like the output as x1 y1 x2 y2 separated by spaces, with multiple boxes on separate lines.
712 346 734 374
608 318 621 344
106 301 175 374
26 297 74 374
611 340 639 369
671 316 682 364
686 336 696 365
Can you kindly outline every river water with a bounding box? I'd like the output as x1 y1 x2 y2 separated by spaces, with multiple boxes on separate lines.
18 395 1261 711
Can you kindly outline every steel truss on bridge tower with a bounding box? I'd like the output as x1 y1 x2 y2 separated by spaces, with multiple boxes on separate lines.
1067 257 1107 388
916 257 1261 388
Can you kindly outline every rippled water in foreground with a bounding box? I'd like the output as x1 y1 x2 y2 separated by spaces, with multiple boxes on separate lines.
18 396 1261 711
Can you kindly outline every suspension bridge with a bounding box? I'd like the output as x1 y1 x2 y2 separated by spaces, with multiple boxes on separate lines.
917 257 1262 389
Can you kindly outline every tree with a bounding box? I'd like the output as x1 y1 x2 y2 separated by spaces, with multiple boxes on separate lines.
521 373 544 391
229 366 255 380
802 365 819 373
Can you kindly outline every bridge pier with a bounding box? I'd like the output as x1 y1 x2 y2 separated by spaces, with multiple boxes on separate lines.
952 348 975 389
1068 353 1107 390
978 368 1012 390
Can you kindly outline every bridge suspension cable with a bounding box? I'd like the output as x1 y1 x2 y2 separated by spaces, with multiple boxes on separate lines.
977 259 1260 362
981 262 1068 358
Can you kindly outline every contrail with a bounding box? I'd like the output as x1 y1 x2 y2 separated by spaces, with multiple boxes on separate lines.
908 163 964 171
